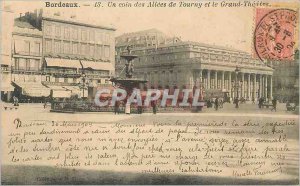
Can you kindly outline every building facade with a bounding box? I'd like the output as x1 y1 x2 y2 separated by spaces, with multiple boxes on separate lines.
115 28 180 76
273 58 299 103
6 10 116 101
1 6 14 102
11 17 48 100
120 40 274 101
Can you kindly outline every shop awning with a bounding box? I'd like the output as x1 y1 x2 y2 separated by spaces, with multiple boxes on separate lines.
13 81 50 97
63 86 82 95
1 84 14 92
46 85 67 91
45 58 82 69
52 90 72 98
81 61 114 71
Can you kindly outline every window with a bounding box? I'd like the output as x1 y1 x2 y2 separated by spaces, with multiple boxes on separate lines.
64 27 70 39
45 40 52 53
18 58 25 70
55 25 61 38
89 30 95 41
24 41 30 54
81 44 87 55
34 42 40 55
96 32 103 43
81 30 87 41
72 27 78 40
90 45 95 57
104 46 110 59
30 59 36 70
14 58 19 70
55 77 59 83
105 33 110 44
64 78 68 83
25 59 30 70
63 42 70 54
96 45 102 58
73 78 77 83
45 25 52 36
72 43 78 54
46 76 50 82
54 41 61 53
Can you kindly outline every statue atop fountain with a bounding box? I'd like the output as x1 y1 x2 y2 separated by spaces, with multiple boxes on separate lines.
110 45 147 89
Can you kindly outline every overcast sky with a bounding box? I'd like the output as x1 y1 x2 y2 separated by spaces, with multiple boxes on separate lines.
1 0 297 53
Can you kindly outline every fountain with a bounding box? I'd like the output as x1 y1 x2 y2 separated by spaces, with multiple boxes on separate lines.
110 46 148 114
110 46 147 90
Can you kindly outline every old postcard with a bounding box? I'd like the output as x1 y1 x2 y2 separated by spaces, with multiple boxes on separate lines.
0 0 299 185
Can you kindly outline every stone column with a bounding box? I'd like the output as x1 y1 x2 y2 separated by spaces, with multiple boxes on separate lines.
241 73 244 98
269 75 273 100
207 70 211 89
199 69 203 86
214 71 218 89
253 74 256 100
221 71 225 90
228 72 232 98
247 73 251 100
259 74 262 98
265 74 268 100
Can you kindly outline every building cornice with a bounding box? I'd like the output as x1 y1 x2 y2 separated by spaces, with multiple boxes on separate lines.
42 17 116 31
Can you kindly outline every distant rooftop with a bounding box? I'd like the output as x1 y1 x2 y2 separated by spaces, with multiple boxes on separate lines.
133 40 249 55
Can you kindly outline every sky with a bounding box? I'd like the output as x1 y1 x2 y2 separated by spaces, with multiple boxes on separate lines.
1 0 298 53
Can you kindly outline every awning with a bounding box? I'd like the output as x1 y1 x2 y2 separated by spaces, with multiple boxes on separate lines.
46 85 67 91
13 81 50 97
52 90 72 98
81 60 114 71
1 84 14 92
63 86 82 95
45 58 82 69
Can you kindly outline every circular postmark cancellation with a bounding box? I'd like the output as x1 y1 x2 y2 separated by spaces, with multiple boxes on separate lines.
254 9 298 61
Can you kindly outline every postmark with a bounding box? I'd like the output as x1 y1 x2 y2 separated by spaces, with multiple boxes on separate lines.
254 8 298 61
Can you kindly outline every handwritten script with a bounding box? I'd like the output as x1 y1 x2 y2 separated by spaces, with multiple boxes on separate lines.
2 117 298 180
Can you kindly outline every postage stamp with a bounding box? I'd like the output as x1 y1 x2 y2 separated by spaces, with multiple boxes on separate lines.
254 8 298 61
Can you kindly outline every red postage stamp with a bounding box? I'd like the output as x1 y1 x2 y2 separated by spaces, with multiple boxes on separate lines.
254 8 298 61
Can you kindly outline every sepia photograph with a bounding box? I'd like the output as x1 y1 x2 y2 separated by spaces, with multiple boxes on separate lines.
0 0 299 185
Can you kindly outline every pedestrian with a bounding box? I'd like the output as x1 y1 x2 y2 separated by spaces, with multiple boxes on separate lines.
258 97 263 108
125 102 130 114
219 98 223 109
43 101 47 109
114 100 120 114
234 97 239 108
214 97 219 111
252 96 255 104
151 100 157 114
271 98 277 112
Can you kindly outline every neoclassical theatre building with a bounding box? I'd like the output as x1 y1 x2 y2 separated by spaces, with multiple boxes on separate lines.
116 31 273 101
